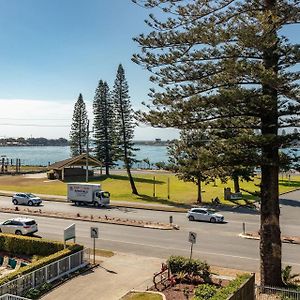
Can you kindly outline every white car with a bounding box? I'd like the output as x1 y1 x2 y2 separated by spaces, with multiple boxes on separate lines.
12 193 42 206
187 208 224 223
0 218 38 235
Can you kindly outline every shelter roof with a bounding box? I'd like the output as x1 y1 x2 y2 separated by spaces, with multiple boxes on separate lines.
48 153 102 170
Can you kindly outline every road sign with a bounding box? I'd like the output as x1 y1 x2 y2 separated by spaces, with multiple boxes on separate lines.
189 231 197 244
64 224 76 242
91 227 99 239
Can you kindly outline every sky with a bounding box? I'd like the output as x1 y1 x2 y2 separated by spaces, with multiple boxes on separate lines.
0 0 178 140
0 1 298 140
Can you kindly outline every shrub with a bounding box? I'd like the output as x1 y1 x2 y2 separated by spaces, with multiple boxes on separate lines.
194 284 219 300
210 274 251 300
167 256 211 282
23 282 52 299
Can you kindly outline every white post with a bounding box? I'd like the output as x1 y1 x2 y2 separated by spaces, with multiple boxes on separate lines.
32 272 35 288
69 255 71 272
45 266 48 282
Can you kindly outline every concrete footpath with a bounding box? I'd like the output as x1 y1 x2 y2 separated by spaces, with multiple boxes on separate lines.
42 252 162 300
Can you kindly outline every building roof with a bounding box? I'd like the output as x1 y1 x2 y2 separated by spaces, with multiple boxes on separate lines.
48 153 102 170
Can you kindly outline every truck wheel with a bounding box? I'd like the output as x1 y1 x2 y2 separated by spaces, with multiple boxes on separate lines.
93 201 99 207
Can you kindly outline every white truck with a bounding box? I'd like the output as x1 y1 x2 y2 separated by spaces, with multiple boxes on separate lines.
67 183 110 207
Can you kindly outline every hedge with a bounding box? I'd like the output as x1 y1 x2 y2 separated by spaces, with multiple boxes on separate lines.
0 234 83 286
209 274 251 300
0 234 65 256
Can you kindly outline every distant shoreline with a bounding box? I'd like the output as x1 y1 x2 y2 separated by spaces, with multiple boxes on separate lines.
0 141 170 147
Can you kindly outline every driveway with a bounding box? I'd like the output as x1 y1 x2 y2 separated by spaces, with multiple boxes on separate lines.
42 252 162 300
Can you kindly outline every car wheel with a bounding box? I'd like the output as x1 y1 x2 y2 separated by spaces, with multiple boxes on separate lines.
188 216 195 221
210 217 216 223
12 199 18 205
28 200 33 206
15 230 22 235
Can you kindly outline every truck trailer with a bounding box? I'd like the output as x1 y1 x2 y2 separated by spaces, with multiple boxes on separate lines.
67 183 110 207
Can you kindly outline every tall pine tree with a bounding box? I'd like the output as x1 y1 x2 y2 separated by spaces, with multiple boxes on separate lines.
112 64 138 195
70 93 88 157
133 0 300 286
93 80 115 175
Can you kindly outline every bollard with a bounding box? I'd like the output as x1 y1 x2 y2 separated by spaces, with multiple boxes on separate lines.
169 215 173 225
242 222 246 235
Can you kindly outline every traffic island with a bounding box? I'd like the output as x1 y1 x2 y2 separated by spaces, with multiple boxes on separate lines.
239 232 300 244
0 207 179 230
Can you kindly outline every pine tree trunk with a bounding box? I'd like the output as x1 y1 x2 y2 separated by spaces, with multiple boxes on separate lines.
197 177 202 204
125 158 138 195
233 176 240 193
260 0 283 286
105 164 110 176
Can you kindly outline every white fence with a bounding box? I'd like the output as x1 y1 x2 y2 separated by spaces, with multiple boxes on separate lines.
0 249 89 297
256 285 300 299
0 294 30 300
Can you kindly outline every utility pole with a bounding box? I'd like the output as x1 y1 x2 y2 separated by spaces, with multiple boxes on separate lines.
86 119 90 183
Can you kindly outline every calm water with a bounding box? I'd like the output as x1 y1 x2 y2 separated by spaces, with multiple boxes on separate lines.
0 146 298 167
0 145 168 166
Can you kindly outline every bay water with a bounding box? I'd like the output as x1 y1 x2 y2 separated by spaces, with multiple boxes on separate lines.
0 145 168 166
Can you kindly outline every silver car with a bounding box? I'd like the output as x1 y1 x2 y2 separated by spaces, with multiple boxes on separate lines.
187 208 224 223
12 193 42 206
0 218 38 235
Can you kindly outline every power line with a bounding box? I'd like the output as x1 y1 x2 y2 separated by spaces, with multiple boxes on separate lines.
0 123 70 127
0 117 70 121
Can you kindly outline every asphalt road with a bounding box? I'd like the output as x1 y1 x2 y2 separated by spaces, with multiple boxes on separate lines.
0 190 299 272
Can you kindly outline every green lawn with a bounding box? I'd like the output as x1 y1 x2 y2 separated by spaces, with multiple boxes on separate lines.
0 172 299 207
121 292 163 300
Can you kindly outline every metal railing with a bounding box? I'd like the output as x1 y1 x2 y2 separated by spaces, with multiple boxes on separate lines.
0 294 30 300
256 285 300 299
0 249 89 297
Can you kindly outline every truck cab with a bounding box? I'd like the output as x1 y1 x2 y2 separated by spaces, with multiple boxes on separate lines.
94 191 110 206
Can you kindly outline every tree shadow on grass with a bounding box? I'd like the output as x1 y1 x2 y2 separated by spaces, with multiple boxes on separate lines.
136 194 191 209
63 174 164 184
279 180 300 188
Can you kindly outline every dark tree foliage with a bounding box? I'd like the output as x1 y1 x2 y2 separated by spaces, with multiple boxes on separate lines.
132 0 300 286
112 64 138 195
69 93 88 157
168 130 221 203
93 80 116 175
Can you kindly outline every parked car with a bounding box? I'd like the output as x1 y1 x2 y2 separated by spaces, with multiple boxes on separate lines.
187 208 224 223
12 193 42 206
0 218 38 235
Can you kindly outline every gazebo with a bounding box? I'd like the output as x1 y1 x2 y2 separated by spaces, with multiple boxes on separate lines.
48 153 102 180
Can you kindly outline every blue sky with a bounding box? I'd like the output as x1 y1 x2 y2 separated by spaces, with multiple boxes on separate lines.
0 0 176 139
0 1 298 139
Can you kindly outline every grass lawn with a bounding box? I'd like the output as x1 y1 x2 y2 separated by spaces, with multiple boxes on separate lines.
121 292 163 300
0 172 299 206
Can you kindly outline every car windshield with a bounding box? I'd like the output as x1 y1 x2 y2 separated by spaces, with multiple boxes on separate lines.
207 210 216 215
26 193 36 198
